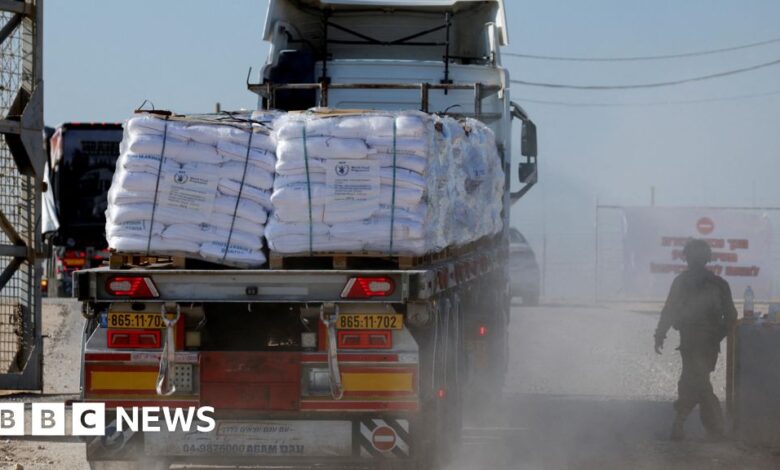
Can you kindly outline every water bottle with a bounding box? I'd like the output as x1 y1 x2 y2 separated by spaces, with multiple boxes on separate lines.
744 285 755 319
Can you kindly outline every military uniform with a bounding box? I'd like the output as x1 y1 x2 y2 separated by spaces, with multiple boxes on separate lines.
655 267 737 436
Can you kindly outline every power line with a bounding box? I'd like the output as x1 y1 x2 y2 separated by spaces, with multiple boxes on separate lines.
509 57 780 90
515 89 780 108
504 36 780 62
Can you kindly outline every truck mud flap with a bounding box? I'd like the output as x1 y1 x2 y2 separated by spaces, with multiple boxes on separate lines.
356 418 410 458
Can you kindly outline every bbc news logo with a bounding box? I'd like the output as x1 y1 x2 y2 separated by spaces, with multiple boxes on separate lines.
0 403 216 436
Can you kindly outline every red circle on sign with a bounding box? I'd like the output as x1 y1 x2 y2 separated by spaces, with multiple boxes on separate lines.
372 426 397 452
697 217 714 235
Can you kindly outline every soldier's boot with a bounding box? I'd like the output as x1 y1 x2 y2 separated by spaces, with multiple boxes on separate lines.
670 414 686 441
701 393 726 440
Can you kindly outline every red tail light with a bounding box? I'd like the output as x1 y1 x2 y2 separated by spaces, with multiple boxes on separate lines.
337 330 393 349
341 277 395 299
478 325 488 337
108 329 161 349
105 276 159 298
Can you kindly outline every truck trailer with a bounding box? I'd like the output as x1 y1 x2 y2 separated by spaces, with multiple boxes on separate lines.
43 122 123 296
76 1 537 468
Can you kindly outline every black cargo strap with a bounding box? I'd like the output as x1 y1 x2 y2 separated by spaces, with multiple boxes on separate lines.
146 115 170 256
389 118 398 255
302 122 314 255
222 124 254 262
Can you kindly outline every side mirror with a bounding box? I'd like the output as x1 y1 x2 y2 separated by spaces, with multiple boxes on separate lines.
521 120 537 158
510 101 538 204
518 159 537 184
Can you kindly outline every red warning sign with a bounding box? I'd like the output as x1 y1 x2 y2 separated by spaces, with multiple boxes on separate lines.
696 217 714 235
372 426 397 452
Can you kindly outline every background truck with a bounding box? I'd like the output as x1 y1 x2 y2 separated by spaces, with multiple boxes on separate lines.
76 1 537 468
43 122 123 296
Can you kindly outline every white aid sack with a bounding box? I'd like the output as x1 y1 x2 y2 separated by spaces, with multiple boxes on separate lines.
264 219 330 238
109 236 201 255
274 164 425 192
276 137 371 162
219 161 274 190
275 113 427 140
163 223 261 249
329 217 424 241
199 242 267 267
212 196 268 225
106 220 163 240
366 136 430 157
267 236 358 253
217 180 273 208
373 153 427 175
217 142 276 173
125 134 222 165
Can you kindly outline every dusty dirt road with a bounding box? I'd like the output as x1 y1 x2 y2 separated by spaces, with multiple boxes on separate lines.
1 299 779 469
450 302 780 470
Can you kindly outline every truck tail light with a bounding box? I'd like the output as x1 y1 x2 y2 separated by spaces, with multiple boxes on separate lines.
337 330 393 349
108 329 161 349
105 276 159 298
341 277 395 299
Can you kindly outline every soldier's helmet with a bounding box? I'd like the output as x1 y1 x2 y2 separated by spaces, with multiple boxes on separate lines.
683 239 712 267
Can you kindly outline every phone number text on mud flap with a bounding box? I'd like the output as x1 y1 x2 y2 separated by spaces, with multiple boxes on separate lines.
181 443 305 455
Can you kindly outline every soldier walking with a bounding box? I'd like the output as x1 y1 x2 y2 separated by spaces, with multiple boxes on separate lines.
654 239 737 440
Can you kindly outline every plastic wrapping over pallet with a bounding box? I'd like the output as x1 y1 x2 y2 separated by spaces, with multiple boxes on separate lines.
267 110 504 255
105 112 276 267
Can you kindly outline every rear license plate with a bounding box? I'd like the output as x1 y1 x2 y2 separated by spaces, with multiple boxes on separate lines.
62 258 86 267
336 314 403 330
107 312 165 329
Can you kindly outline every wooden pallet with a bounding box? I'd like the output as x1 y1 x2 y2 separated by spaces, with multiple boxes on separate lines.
268 243 474 270
108 252 188 269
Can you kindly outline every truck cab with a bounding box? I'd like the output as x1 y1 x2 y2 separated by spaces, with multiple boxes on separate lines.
252 0 536 202
43 122 123 296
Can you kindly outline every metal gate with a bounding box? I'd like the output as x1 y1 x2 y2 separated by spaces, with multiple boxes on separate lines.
0 0 44 390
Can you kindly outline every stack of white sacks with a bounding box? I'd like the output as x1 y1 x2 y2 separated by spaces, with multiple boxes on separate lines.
105 112 276 267
266 110 504 255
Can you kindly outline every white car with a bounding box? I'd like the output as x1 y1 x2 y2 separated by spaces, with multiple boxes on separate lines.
509 228 541 305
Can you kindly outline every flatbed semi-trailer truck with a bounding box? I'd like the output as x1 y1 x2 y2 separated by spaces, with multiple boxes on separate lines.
76 1 537 469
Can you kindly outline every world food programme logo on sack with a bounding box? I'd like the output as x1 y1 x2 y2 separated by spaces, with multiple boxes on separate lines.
173 171 189 184
335 163 350 176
